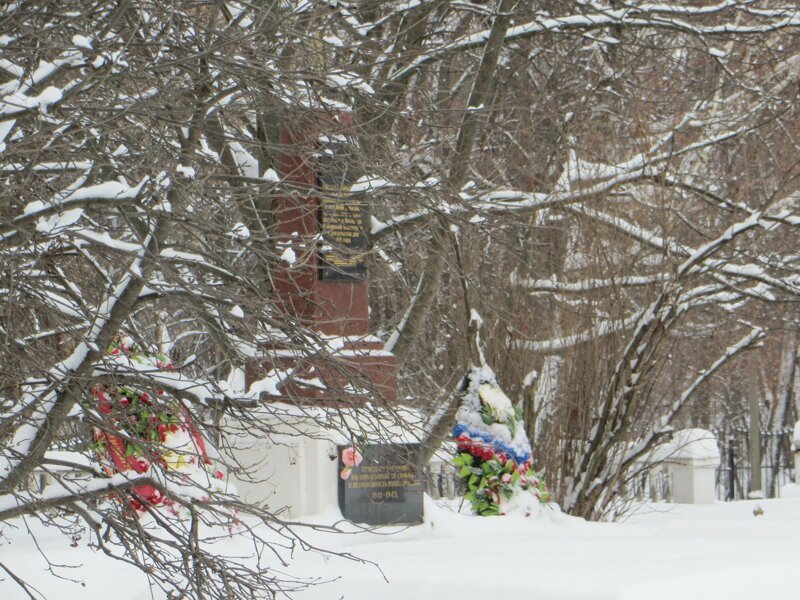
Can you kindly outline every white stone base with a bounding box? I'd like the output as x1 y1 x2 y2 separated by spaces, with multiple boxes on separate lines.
222 417 339 519
667 459 718 504
220 405 423 519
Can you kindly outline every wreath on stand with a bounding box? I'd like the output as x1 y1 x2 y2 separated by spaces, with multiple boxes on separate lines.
87 337 227 514
452 366 549 516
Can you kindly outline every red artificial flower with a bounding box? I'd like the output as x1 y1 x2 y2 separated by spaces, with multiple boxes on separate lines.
456 435 472 451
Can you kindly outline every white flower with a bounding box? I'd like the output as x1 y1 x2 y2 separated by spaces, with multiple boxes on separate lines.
477 383 515 422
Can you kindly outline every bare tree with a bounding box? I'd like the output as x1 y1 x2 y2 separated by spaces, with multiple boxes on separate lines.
2 4 800 599
363 0 800 517
0 1 406 597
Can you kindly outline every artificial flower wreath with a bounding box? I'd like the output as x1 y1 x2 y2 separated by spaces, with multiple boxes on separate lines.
88 336 227 513
453 366 549 516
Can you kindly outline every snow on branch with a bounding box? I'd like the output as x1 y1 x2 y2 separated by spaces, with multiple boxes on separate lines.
511 272 670 293
0 212 160 491
370 168 656 239
517 308 647 354
623 325 766 466
517 275 772 356
158 249 236 280
90 347 288 405
676 211 764 277
571 204 800 297
3 178 149 242
388 3 800 84
0 472 159 522
0 344 89 484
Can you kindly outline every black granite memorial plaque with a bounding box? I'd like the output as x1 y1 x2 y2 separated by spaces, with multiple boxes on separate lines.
317 145 367 282
337 443 424 525
319 184 367 281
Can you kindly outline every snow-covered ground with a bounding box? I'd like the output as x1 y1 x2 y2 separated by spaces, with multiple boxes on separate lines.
4 489 800 600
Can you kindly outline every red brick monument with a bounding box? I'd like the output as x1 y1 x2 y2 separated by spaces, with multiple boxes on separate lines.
246 123 396 404
236 133 420 523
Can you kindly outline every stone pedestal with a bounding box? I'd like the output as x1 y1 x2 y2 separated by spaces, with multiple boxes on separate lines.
224 408 424 519
669 457 719 504
224 414 339 518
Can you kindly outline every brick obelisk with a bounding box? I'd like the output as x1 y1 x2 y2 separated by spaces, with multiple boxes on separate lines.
247 123 396 404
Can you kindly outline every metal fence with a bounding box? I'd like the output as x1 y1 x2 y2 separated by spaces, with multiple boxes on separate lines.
714 426 795 501
425 458 673 504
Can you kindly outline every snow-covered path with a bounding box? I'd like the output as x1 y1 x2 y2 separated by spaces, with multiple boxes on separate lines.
4 491 800 599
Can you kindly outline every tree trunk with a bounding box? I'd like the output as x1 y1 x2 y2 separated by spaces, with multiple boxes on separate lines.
393 0 515 362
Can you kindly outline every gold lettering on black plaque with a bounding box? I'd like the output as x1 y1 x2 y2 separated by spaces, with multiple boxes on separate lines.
345 463 422 492
338 443 424 525
320 184 367 281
